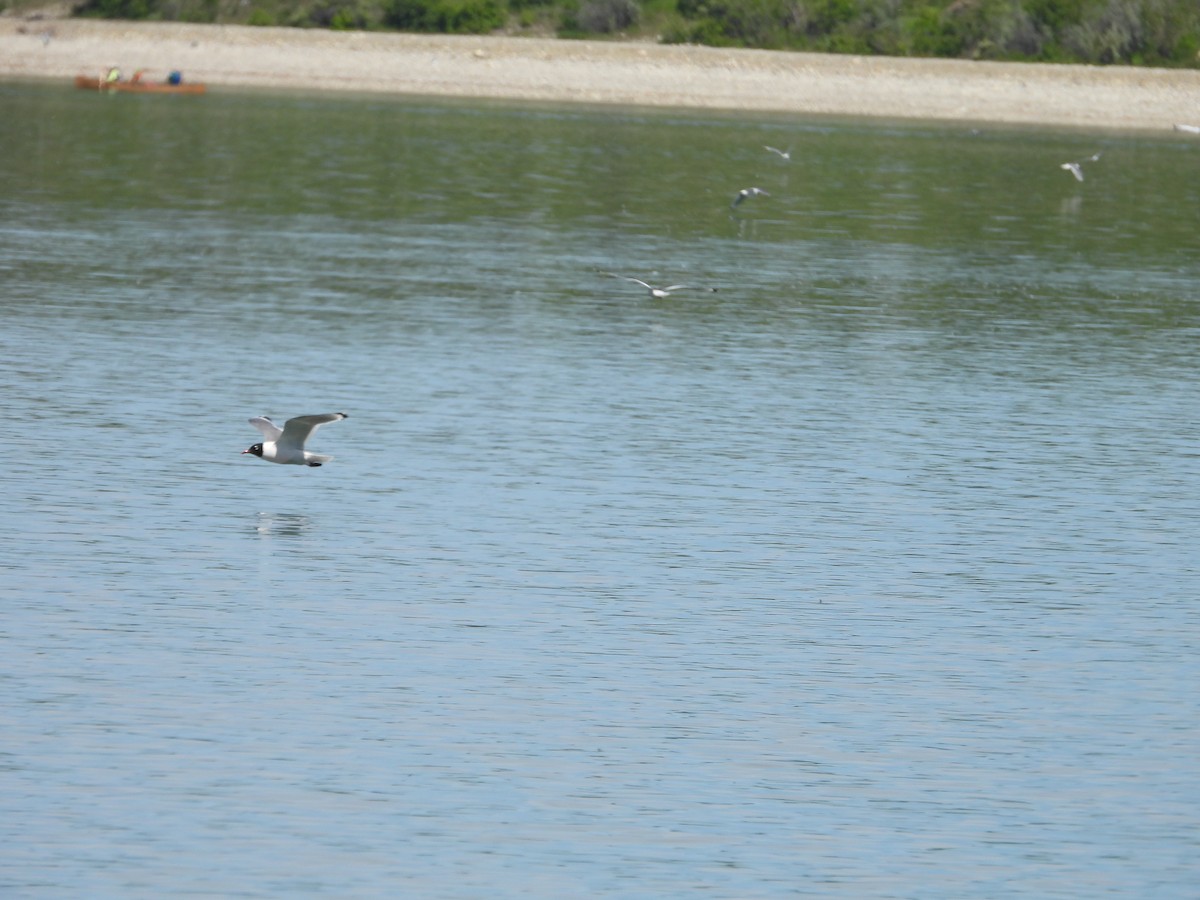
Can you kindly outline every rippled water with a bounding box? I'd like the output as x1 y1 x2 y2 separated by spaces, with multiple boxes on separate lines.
2 81 1198 897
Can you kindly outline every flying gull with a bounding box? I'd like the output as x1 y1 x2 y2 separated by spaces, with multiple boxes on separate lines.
603 273 717 299
242 412 348 467
731 186 770 208
1060 152 1102 182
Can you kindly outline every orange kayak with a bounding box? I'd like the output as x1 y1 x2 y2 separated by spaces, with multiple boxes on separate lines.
75 74 207 95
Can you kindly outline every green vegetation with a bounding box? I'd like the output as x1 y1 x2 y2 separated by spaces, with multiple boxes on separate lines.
69 0 1200 66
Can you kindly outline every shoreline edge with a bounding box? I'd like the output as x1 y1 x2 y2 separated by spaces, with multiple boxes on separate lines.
3 18 1200 129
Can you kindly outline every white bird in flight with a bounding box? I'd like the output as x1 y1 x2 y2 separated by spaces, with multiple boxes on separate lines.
731 186 770 208
603 272 717 299
242 412 348 467
764 145 791 160
1060 152 1102 182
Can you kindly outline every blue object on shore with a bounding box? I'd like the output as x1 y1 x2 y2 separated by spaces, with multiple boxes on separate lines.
168 70 182 85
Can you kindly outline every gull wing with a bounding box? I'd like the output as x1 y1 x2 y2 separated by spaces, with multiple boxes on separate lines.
662 284 717 295
603 272 653 290
277 412 347 452
248 416 283 441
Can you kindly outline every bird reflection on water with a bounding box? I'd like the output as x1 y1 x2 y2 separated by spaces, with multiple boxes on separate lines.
253 511 312 537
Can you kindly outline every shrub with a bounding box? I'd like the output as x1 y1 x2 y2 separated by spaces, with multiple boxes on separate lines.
1066 0 1200 65
75 0 161 17
1024 0 1088 32
573 0 639 32
805 0 854 33
902 4 962 55
1063 0 1140 62
308 0 374 27
179 0 217 21
675 0 794 46
385 0 506 30
976 0 1049 58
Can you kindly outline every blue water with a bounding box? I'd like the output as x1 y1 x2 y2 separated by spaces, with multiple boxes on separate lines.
1 81 1198 897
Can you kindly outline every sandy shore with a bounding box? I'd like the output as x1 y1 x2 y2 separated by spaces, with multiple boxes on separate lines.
3 16 1200 129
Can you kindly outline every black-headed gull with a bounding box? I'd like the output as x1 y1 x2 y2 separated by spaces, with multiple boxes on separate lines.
1060 152 1101 182
242 412 347 467
764 145 791 160
731 186 770 208
603 272 717 299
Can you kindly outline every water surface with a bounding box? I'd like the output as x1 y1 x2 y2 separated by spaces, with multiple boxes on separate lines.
2 82 1198 898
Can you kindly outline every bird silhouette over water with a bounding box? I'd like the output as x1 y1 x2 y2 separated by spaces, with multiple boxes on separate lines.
242 412 348 467
602 272 717 299
1060 152 1102 182
731 186 770 209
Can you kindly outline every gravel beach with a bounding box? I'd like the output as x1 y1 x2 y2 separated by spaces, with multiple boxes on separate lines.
3 16 1200 129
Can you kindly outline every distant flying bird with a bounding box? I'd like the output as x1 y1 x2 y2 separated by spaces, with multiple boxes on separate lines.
731 186 770 208
603 272 717 299
242 412 348 467
764 145 791 160
1060 152 1102 182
